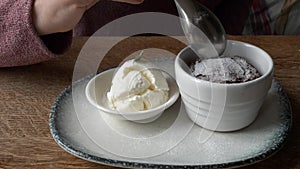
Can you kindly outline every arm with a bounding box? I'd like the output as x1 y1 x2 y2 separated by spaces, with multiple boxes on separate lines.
0 0 144 67
0 0 72 67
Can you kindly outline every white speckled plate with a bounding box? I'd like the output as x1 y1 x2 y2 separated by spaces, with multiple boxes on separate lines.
50 57 292 169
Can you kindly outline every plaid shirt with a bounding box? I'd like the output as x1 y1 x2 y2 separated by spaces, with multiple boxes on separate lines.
243 0 279 35
243 0 300 35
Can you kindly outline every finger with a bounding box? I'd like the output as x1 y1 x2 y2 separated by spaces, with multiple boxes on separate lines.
111 0 144 5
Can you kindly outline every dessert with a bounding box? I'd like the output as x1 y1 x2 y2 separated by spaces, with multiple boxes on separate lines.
190 56 261 83
107 59 169 112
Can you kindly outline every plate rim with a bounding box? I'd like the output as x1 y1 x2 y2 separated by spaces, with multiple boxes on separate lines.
49 69 292 169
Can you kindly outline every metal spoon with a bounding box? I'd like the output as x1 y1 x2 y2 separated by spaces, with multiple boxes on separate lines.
174 0 227 58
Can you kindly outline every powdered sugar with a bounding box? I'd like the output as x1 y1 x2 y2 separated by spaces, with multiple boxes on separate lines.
191 56 261 83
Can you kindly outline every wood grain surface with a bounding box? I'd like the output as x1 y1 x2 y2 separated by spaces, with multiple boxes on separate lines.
0 36 299 169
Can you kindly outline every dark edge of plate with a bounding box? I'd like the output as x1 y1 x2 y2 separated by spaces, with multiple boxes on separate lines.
49 73 292 169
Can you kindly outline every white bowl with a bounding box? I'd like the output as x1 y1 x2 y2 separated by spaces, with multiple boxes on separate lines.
85 68 180 123
175 40 274 131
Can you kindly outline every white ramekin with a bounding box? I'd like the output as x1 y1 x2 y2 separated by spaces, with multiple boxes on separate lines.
175 40 274 131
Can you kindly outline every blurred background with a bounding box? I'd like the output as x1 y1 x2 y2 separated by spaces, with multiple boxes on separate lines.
75 0 300 36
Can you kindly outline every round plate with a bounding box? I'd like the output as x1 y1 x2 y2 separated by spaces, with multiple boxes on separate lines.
49 57 292 169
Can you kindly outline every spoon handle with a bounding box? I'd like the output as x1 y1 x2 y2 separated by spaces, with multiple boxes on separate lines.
174 0 227 57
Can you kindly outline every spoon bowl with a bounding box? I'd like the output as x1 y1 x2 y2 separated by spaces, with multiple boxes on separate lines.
174 0 227 58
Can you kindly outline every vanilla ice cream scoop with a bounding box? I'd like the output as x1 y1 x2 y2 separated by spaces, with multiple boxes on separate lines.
107 59 169 112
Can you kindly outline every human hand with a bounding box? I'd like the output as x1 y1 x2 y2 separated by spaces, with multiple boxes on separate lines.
33 0 144 35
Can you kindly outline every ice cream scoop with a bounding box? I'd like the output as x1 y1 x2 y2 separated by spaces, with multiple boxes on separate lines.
107 59 169 112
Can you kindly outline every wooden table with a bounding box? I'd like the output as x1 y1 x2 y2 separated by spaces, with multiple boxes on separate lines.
0 36 299 169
